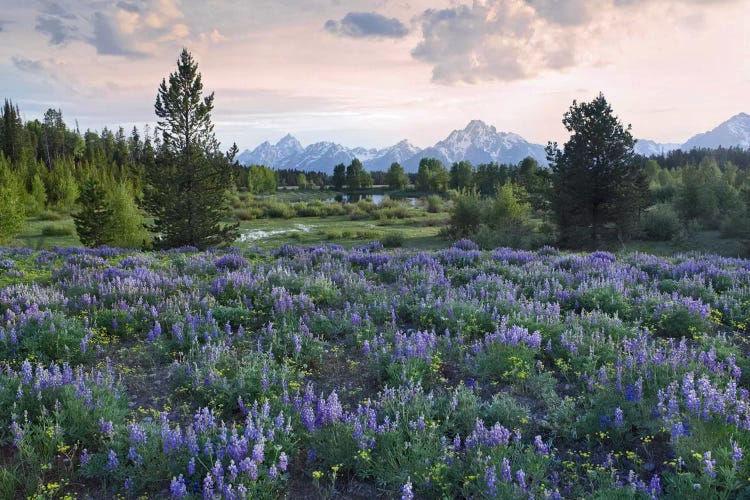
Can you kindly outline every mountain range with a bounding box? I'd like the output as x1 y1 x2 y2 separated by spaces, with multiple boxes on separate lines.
237 120 547 173
633 112 750 156
237 113 750 173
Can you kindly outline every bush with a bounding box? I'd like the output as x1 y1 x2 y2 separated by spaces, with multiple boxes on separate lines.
235 208 261 220
376 206 410 220
720 210 749 238
641 204 681 241
381 232 404 248
36 210 62 221
41 223 74 237
265 200 295 219
448 192 482 238
426 195 444 213
356 230 382 240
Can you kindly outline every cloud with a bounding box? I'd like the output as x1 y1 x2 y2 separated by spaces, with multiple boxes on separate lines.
116 1 141 13
30 0 194 57
35 14 78 45
324 11 409 38
525 0 592 25
412 1 571 84
12 56 45 73
90 12 145 56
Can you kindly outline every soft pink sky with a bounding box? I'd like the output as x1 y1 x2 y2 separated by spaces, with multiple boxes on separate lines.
1 0 748 149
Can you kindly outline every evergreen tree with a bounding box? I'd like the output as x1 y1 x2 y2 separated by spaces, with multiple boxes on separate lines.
0 156 25 243
450 161 474 190
103 182 148 248
416 158 449 192
1 99 25 164
547 93 648 248
73 177 109 247
332 163 346 190
28 173 47 215
144 49 238 249
346 158 366 190
385 162 408 190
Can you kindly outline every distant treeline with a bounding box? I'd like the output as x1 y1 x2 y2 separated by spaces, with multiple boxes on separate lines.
641 146 750 170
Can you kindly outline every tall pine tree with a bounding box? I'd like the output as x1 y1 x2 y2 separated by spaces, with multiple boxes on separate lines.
547 93 648 248
73 177 109 247
144 49 237 249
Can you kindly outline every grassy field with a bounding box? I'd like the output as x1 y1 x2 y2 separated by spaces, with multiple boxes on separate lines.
7 189 747 257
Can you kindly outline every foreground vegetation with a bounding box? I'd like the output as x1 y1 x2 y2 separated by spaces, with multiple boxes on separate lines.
0 243 748 498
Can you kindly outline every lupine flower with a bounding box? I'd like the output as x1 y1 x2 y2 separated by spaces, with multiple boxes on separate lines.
10 420 23 447
485 464 498 497
516 469 527 492
501 458 512 482
534 435 550 456
106 449 119 471
703 451 716 479
203 473 214 499
99 418 114 438
401 480 414 500
170 475 188 498
731 440 743 468
614 408 624 428
649 474 661 497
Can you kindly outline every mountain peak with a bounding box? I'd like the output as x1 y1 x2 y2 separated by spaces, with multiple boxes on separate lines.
464 119 495 134
682 111 750 150
276 133 302 147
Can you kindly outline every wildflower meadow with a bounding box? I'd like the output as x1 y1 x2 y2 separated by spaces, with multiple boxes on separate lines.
0 241 749 498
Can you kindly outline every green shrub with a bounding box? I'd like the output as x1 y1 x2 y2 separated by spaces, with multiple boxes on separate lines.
40 223 74 237
235 208 261 220
348 207 368 220
448 192 482 238
426 195 444 213
265 200 295 218
356 230 382 239
575 287 632 318
36 210 62 221
381 232 404 248
641 203 681 241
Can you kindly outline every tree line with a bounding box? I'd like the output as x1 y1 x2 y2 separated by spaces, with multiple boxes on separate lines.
1 50 749 252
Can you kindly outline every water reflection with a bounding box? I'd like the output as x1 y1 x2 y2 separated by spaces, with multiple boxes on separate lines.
325 194 417 206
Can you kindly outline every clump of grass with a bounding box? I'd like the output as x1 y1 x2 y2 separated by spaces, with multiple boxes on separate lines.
37 210 63 221
41 223 74 236
381 232 404 248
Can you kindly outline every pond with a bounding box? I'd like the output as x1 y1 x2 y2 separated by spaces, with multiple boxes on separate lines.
237 223 316 243
325 194 418 206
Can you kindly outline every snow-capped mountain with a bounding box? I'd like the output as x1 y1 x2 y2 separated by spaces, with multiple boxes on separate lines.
402 120 547 171
636 113 750 156
292 142 355 173
237 133 303 167
237 120 546 173
237 136 422 174
634 139 681 157
682 112 750 150
366 140 423 171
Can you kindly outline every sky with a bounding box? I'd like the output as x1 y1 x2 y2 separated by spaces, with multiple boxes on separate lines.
0 0 748 151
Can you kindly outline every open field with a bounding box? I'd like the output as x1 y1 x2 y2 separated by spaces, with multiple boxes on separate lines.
0 243 749 498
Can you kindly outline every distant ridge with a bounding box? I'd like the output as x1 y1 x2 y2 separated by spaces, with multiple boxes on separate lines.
634 112 750 156
237 120 547 173
237 113 750 172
